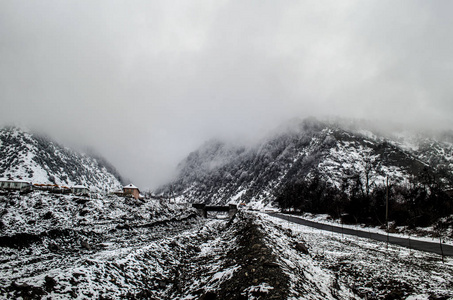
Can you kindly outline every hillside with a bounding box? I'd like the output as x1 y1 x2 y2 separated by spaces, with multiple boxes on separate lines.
0 191 202 299
0 126 123 192
158 118 453 210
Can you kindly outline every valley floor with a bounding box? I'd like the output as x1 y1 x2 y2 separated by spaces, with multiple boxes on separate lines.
0 192 452 299
264 212 453 299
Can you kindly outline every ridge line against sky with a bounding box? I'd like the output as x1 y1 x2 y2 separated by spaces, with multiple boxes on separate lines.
1 0 453 188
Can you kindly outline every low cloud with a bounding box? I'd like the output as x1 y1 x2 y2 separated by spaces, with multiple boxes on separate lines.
1 0 452 188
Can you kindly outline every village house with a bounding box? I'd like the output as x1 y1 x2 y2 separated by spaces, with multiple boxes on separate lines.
71 185 90 195
0 178 33 192
123 183 142 200
0 178 32 192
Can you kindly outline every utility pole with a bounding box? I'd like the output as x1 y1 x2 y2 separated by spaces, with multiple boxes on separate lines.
386 176 389 249
408 234 412 255
439 223 445 263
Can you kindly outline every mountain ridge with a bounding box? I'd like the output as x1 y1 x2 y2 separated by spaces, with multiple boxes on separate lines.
0 126 123 192
158 118 453 208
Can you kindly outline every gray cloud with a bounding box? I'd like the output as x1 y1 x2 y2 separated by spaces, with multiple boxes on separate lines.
1 0 453 188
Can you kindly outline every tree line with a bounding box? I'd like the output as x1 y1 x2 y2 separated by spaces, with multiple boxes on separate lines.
275 167 453 228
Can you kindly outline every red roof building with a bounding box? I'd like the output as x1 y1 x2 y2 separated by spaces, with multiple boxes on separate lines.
123 184 140 200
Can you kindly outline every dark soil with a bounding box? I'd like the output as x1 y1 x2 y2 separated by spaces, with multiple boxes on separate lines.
213 212 290 299
0 232 41 248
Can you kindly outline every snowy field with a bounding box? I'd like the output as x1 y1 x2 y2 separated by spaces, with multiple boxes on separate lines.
1 191 452 299
262 212 453 299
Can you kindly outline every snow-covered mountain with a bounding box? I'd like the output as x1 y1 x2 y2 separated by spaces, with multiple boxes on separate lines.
0 126 123 192
158 118 453 207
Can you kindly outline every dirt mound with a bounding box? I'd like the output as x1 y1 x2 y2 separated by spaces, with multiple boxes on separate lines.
202 212 290 299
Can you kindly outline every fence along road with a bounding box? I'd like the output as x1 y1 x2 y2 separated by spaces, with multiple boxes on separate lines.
269 213 453 257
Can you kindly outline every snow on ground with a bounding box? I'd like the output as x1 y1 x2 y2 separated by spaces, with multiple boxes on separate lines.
0 191 207 299
0 191 191 236
254 213 358 299
2 191 452 299
0 192 288 299
262 212 453 299
40 219 236 299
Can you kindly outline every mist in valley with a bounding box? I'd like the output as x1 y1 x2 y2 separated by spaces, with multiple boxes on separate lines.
1 1 453 188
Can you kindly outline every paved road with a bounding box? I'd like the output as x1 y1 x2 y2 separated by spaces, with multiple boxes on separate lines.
269 213 453 257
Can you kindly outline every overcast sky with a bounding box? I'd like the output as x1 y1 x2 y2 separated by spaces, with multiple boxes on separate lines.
1 1 453 189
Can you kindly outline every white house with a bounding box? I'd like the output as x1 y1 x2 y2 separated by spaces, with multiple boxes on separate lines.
0 178 33 192
71 185 90 195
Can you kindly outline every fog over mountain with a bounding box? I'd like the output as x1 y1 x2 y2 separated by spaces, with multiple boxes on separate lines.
157 118 453 208
1 1 453 188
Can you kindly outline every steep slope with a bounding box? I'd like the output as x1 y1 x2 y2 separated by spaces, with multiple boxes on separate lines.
158 118 453 207
0 126 123 192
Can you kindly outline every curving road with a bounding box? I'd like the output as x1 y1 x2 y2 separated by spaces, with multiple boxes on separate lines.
269 213 453 257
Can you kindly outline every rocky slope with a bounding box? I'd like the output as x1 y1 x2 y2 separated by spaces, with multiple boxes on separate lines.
0 126 123 192
158 118 453 207
0 191 200 299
